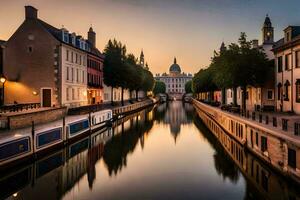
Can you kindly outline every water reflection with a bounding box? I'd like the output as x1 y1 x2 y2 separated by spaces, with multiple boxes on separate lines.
1 102 300 200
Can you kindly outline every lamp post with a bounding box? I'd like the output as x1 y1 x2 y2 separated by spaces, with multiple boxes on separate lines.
0 75 6 106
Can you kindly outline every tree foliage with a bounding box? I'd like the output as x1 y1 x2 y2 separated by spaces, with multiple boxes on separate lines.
192 32 273 110
103 39 154 104
184 80 193 94
153 81 166 95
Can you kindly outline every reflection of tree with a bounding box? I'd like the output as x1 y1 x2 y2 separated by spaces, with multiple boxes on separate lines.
193 116 240 183
103 110 154 176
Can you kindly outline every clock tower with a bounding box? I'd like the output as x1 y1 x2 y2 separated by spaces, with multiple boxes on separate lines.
262 14 274 44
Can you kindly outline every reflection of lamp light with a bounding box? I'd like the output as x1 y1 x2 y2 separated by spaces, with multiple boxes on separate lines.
83 91 87 97
13 193 18 197
32 91 38 96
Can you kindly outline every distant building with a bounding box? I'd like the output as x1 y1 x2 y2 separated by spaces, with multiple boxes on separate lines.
155 58 193 100
3 6 104 108
273 25 300 114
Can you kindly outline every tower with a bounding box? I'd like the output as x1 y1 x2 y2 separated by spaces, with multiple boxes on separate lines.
88 26 96 47
262 14 274 44
140 50 145 67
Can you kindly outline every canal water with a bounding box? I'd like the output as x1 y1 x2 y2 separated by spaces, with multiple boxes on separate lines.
1 101 300 200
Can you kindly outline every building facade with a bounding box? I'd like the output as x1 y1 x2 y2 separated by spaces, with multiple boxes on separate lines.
87 27 104 105
273 25 300 114
3 6 103 108
155 58 193 100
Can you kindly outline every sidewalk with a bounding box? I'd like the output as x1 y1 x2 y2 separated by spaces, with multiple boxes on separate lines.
199 100 300 139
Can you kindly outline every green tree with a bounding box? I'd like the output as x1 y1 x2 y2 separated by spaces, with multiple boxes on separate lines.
103 39 123 105
185 80 193 94
153 81 166 95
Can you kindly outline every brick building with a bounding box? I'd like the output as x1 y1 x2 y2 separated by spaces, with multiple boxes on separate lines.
3 6 103 108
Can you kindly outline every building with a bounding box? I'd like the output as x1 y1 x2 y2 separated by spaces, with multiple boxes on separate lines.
273 25 300 114
155 58 193 100
86 27 104 105
3 6 103 108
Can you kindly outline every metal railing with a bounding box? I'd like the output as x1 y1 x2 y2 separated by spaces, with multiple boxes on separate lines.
0 103 41 113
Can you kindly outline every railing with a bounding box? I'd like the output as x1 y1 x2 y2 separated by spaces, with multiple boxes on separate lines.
0 103 41 113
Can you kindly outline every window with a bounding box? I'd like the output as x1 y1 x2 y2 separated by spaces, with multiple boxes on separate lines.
72 88 75 100
77 88 80 100
76 69 79 82
261 136 267 152
66 67 69 80
277 83 282 100
71 68 74 81
296 80 300 103
288 148 296 168
296 51 300 68
66 88 70 101
284 80 290 101
28 46 33 53
66 50 69 61
82 71 85 83
267 90 273 100
255 132 258 146
277 56 283 72
285 54 291 70
71 52 74 63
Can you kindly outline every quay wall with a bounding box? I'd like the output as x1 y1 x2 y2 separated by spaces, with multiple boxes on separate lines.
193 99 300 183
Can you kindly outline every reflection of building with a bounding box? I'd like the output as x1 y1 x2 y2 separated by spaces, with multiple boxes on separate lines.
155 58 192 100
158 102 194 142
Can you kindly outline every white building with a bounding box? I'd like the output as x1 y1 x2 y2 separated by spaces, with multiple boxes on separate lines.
155 58 193 99
273 25 300 114
61 41 88 107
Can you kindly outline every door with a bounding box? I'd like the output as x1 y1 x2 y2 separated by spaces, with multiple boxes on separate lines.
42 89 51 107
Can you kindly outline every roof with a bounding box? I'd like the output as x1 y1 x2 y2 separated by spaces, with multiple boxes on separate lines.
169 57 181 73
37 19 104 58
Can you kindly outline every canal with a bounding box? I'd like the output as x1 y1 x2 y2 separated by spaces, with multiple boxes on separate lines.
1 101 300 200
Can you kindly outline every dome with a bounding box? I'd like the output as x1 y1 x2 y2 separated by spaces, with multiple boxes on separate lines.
169 58 181 74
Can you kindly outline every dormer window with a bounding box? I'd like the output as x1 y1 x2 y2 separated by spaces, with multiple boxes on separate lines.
62 29 69 43
285 30 291 43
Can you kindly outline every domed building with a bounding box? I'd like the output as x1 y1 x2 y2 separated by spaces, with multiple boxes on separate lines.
155 58 193 100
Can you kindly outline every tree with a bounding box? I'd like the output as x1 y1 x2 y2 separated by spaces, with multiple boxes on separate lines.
141 69 155 95
103 39 123 105
153 81 166 95
211 32 271 110
185 80 193 94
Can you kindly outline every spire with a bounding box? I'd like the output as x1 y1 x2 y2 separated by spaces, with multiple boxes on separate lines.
264 14 272 27
220 42 226 52
88 25 96 47
174 57 177 64
140 49 145 67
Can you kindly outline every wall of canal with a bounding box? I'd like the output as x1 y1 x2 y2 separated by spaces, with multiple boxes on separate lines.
193 99 300 184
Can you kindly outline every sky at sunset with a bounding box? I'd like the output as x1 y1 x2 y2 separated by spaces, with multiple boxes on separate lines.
1 0 300 74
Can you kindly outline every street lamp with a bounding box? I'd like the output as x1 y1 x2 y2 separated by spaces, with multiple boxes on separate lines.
0 75 6 106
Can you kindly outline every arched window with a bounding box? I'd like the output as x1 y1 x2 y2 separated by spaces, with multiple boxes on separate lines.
296 79 300 102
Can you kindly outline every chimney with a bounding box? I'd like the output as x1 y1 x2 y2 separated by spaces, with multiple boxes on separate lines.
252 39 259 49
88 27 96 47
25 6 38 20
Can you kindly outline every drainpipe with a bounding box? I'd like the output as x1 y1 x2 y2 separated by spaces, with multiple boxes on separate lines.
291 47 294 113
